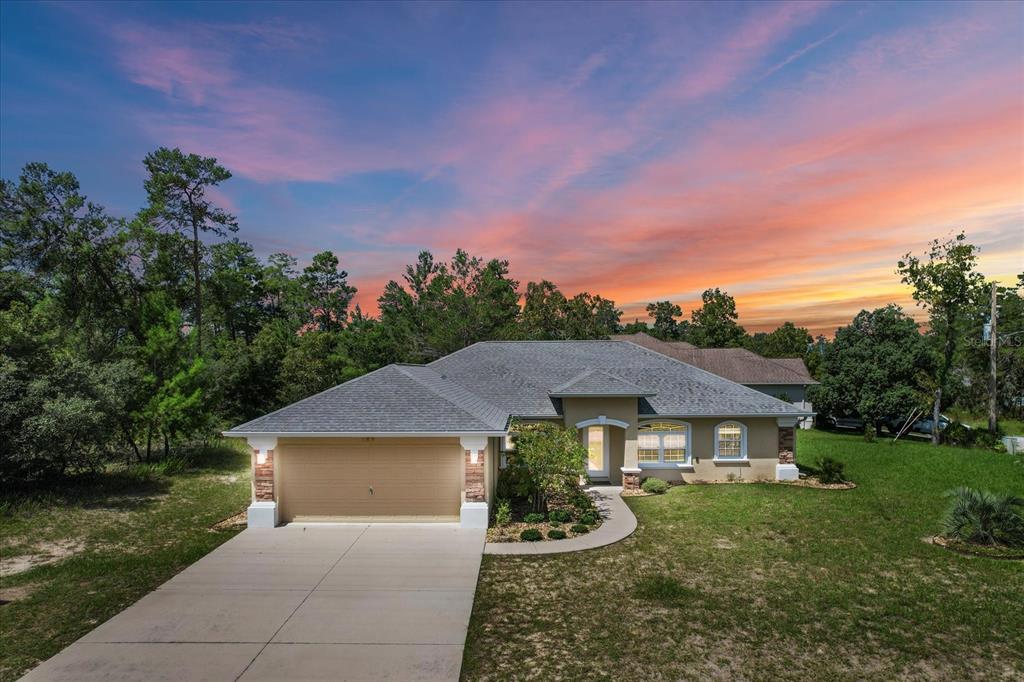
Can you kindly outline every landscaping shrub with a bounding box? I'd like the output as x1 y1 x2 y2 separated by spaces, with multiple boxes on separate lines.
508 420 588 513
523 512 545 523
942 421 974 447
570 523 589 534
520 528 543 542
549 509 572 523
495 464 537 502
570 492 594 510
817 457 846 484
863 424 876 442
972 429 1001 450
579 510 599 525
547 529 566 540
549 520 562 527
635 574 693 605
494 499 512 527
942 487 1024 547
641 477 668 494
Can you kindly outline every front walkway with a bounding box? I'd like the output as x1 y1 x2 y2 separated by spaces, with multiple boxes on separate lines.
24 524 486 682
484 486 637 555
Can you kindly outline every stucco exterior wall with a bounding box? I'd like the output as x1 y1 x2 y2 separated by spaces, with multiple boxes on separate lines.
560 397 639 480
636 417 780 483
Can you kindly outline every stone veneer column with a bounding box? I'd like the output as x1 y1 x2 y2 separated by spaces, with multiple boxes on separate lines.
775 419 799 481
254 448 275 500
247 436 279 528
777 427 795 465
464 448 486 502
459 435 489 528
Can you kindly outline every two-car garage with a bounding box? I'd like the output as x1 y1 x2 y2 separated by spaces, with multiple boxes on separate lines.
275 437 465 523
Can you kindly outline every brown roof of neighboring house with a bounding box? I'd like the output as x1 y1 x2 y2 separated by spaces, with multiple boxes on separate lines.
612 332 817 386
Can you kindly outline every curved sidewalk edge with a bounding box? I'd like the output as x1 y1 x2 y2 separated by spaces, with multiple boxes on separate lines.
484 486 637 555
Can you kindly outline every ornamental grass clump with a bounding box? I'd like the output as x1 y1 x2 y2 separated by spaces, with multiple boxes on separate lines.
942 487 1024 547
816 457 846 484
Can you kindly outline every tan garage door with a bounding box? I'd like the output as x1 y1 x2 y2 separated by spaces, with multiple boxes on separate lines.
278 440 462 522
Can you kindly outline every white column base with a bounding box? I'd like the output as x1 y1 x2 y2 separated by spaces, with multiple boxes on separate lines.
247 501 279 528
460 501 489 529
776 463 799 481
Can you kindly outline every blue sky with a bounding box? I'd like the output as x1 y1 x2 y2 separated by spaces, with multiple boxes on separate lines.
2 1 1022 333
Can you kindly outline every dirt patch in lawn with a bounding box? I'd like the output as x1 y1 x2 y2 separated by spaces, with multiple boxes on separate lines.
0 539 85 578
0 583 38 605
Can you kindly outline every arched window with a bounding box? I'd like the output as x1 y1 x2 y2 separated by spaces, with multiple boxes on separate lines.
637 421 691 466
714 421 747 460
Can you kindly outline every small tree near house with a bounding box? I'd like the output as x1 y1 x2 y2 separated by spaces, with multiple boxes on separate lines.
509 420 588 514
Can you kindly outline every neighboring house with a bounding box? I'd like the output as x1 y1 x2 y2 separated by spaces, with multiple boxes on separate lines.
225 340 812 529
613 332 818 428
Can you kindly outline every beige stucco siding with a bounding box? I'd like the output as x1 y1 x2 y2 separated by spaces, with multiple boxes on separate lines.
636 417 779 483
560 397 639 482
276 437 462 521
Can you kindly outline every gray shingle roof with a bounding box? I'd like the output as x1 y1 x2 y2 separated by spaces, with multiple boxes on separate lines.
613 332 817 385
226 364 509 434
430 340 809 418
549 369 654 397
228 339 810 435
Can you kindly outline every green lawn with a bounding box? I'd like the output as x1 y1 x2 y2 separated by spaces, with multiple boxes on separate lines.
462 430 1024 681
0 446 250 682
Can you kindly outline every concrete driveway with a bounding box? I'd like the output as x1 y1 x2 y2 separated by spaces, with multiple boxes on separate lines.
23 524 486 682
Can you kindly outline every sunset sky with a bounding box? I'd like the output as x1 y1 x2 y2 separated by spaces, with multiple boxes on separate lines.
2 1 1021 335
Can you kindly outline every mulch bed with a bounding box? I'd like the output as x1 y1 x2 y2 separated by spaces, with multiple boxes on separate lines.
687 477 857 490
487 519 599 543
926 535 1024 560
210 509 247 531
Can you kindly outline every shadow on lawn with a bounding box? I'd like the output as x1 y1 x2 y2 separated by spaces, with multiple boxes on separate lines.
0 445 246 517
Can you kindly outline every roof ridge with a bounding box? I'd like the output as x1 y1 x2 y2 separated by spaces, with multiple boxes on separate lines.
394 364 509 429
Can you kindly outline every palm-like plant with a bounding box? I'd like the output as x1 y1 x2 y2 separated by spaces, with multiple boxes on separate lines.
942 487 1024 547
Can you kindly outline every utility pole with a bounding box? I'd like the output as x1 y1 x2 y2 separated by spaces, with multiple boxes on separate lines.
989 282 998 434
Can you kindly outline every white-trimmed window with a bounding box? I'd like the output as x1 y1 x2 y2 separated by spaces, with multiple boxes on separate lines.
637 421 691 466
714 421 747 460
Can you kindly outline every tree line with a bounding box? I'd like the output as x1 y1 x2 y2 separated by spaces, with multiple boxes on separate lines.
2 149 1020 483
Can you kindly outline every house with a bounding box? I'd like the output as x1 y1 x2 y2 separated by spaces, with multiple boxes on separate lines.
225 340 812 529
613 332 818 427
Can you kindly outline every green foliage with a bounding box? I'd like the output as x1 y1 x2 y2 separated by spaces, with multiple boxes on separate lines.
520 528 543 542
494 499 512 527
570 492 595 511
898 233 985 442
688 288 747 348
523 512 546 523
811 305 933 427
635 574 693 605
547 529 567 540
941 421 974 447
378 249 520 361
301 251 357 332
942 487 1024 547
495 465 537 502
641 477 669 494
816 457 846 484
646 300 685 340
579 510 599 525
746 321 813 358
863 424 876 442
549 509 572 523
519 280 621 340
508 420 588 513
570 523 589 534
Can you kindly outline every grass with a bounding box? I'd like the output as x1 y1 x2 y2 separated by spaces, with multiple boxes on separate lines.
462 429 1024 681
946 409 1024 436
0 444 250 682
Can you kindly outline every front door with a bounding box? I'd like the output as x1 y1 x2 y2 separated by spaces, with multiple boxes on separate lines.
585 425 609 479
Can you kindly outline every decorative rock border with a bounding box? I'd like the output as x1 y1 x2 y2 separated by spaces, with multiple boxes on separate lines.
484 486 637 555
